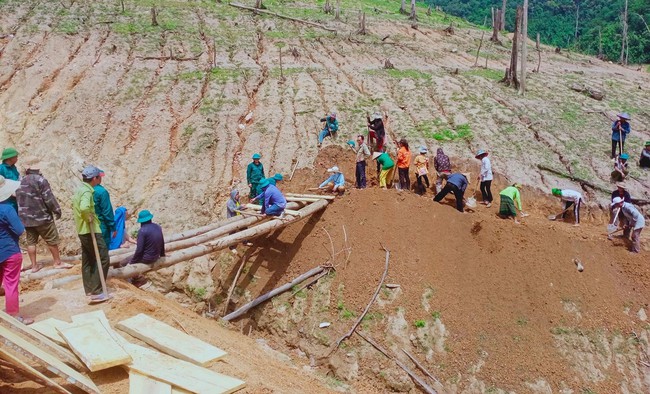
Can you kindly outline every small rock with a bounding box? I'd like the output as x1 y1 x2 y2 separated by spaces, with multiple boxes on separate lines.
385 284 400 289
319 322 331 328
638 308 647 322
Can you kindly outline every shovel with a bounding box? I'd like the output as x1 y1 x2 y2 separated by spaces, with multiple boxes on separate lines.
466 181 479 209
607 208 621 234
548 206 572 221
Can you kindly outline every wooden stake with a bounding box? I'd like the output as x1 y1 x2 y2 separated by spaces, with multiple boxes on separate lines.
289 158 300 181
474 31 485 67
88 228 109 299
223 255 248 316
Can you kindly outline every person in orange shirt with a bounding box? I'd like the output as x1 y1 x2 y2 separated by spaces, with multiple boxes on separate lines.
396 139 412 191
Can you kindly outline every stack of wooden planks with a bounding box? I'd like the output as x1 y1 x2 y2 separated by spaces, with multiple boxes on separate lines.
0 309 245 394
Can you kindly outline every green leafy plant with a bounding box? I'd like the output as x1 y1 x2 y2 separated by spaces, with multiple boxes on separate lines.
414 320 426 328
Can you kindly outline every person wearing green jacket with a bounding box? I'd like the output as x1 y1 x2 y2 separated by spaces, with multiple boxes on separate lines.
247 153 265 199
499 183 525 224
372 152 395 189
93 169 116 249
0 148 20 211
73 166 110 303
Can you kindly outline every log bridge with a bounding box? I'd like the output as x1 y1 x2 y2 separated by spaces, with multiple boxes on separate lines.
22 194 333 282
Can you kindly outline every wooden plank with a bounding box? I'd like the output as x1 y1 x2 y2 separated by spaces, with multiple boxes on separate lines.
0 310 84 370
57 320 132 372
30 318 72 346
129 371 172 394
0 347 73 394
117 313 226 366
171 388 192 394
0 324 100 394
123 343 245 394
71 309 130 346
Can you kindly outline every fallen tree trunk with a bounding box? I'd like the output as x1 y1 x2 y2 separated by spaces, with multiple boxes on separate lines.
109 199 329 280
222 266 325 321
229 2 336 32
286 193 335 200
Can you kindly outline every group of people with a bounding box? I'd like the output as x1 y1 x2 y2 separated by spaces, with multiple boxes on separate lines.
0 148 167 323
609 113 650 180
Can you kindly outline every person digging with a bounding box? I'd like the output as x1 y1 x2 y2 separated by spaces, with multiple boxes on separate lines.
413 146 430 195
318 166 346 194
372 151 395 190
225 189 253 254
499 183 526 224
433 172 470 213
611 153 630 182
551 188 583 227
611 197 645 254
15 157 73 272
317 112 339 148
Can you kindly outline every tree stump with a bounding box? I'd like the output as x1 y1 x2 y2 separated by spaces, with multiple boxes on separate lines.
383 59 394 69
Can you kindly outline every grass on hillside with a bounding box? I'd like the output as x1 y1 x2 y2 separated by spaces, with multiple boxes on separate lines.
462 68 503 81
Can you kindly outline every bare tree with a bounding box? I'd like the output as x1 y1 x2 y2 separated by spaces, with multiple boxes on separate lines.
323 0 332 14
357 11 367 35
334 0 341 21
519 0 528 95
598 27 603 59
399 0 407 15
501 0 507 30
574 0 580 40
620 0 628 64
255 0 265 10
503 6 521 89
120 0 125 13
490 7 502 43
151 7 159 27
535 32 541 72
409 0 417 21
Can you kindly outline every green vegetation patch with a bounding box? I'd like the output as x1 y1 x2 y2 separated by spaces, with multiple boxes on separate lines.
414 320 426 328
365 68 432 81
425 123 473 141
463 68 503 81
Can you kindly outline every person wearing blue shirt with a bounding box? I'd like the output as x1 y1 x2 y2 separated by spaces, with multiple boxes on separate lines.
611 113 631 158
433 172 470 212
252 179 287 217
318 166 345 194
317 112 339 147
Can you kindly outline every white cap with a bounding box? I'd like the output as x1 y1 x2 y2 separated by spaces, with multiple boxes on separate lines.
611 197 624 207
327 166 340 173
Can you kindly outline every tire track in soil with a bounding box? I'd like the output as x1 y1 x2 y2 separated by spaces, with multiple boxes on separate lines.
28 33 91 108
124 32 168 152
231 29 268 183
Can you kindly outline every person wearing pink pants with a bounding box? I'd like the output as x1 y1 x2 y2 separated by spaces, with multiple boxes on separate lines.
0 175 32 324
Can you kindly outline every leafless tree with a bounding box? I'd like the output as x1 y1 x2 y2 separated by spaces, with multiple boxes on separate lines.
409 0 417 21
620 0 628 64
519 0 528 95
399 0 407 15
151 7 159 27
501 0 507 30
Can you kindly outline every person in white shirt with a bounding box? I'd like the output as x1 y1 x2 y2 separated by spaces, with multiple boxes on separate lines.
611 197 645 253
475 150 493 207
551 188 583 226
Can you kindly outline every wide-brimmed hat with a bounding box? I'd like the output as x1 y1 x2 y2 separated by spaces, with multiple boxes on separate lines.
137 210 154 223
0 175 20 202
475 149 487 158
611 197 624 207
22 156 41 169
273 173 283 181
330 112 337 119
617 113 631 120
252 153 261 160
81 165 101 179
1 147 18 161
615 182 627 189
259 178 270 189
372 152 382 160
327 166 340 173
370 112 382 121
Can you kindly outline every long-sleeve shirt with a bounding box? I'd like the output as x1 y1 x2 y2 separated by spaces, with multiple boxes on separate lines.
246 162 265 185
0 163 19 211
611 190 632 203
226 190 240 218
72 182 101 235
320 173 345 188
446 173 468 192
396 147 412 169
611 120 631 141
480 157 493 181
93 184 115 234
130 222 165 264
376 152 394 170
356 143 370 162
255 185 287 213
321 116 339 133
368 119 385 142
500 186 522 210
0 202 24 262
414 154 429 175
560 189 582 203
16 170 61 227
641 148 650 160
620 202 645 230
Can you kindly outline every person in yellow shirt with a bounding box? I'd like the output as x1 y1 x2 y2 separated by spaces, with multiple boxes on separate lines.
72 166 110 303
413 147 430 195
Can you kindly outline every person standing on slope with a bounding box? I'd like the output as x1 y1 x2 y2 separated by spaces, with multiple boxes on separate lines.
433 172 469 213
551 188 583 226
433 148 452 194
353 135 370 189
499 183 525 224
247 153 265 199
475 149 493 207
396 139 412 192
367 113 386 175
0 148 20 212
93 169 116 251
413 147 430 195
611 113 631 159
317 112 339 147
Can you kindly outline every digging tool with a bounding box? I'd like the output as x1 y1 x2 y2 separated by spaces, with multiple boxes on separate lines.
87 219 111 304
607 207 621 234
548 205 573 221
466 181 479 209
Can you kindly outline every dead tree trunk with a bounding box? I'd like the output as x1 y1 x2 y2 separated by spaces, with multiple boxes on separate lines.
254 0 265 10
503 6 521 89
620 0 628 64
519 0 528 95
474 31 485 67
120 0 125 13
535 32 541 72
151 7 159 26
334 0 340 21
427 6 432 16
574 1 580 40
323 0 332 14
357 11 367 35
598 27 603 59
501 0 507 30
490 8 502 44
399 0 407 15
408 0 417 21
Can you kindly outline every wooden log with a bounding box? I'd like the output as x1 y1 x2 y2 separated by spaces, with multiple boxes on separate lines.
110 199 329 280
402 348 442 385
222 266 325 321
285 196 321 203
243 204 301 216
229 2 336 32
286 193 336 200
356 331 437 394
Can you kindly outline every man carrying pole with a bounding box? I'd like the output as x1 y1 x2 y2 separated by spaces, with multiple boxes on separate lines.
72 166 110 303
611 112 631 159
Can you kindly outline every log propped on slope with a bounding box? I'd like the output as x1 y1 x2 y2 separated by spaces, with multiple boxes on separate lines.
229 2 337 32
109 199 329 279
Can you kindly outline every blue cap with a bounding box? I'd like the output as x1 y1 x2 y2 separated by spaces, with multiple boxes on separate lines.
252 153 261 159
137 210 154 223
81 165 101 178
